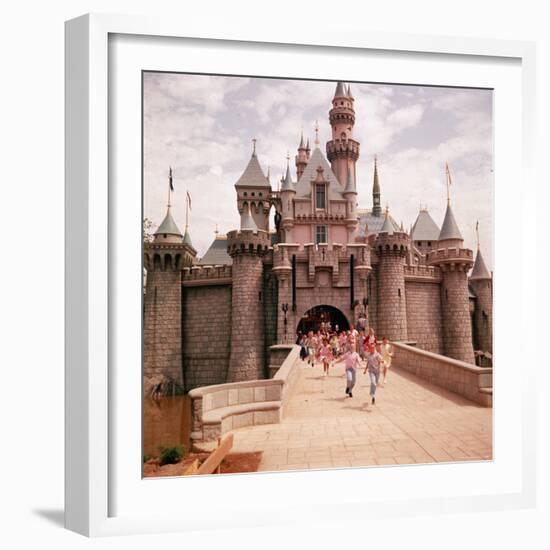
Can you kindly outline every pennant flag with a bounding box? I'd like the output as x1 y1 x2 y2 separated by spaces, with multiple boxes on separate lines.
186 191 192 211
169 167 174 192
445 162 453 186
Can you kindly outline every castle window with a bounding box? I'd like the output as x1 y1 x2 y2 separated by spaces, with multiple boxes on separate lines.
315 225 327 244
316 184 326 209
427 241 432 246
244 192 247 196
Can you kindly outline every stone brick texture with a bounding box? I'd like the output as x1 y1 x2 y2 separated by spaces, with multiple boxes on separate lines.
183 285 232 390
439 268 475 364
405 281 443 353
374 242 408 341
227 253 266 382
143 237 492 391
470 279 493 353
143 267 183 390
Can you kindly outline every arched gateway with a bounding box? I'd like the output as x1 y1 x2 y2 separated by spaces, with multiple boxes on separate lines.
296 305 350 335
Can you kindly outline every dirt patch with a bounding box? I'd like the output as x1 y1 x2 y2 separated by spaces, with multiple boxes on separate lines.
143 451 263 477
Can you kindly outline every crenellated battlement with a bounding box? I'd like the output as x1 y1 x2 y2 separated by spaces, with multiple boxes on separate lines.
181 264 233 286
404 264 441 282
326 138 360 161
226 229 271 257
427 247 474 271
370 230 409 257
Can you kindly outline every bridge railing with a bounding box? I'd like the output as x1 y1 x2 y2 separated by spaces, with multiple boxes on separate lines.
391 341 493 406
188 345 301 450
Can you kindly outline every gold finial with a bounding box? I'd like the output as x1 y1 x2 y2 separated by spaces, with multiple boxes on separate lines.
314 120 320 147
252 137 257 155
215 223 219 236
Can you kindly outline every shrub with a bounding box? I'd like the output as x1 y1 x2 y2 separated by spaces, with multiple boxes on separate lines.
159 445 185 465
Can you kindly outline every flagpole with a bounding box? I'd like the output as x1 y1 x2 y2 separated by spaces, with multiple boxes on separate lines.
168 167 172 208
476 221 480 249
185 190 189 231
445 163 450 204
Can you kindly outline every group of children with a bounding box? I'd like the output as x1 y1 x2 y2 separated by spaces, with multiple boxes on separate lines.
297 327 393 405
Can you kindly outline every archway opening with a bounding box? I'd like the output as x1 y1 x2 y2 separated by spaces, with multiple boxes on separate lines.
296 305 350 336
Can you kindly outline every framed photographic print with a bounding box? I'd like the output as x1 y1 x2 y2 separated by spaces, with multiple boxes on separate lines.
65 13 536 537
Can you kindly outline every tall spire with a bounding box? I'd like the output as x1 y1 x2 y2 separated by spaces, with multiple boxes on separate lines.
372 155 382 217
281 152 295 191
347 84 353 98
299 130 305 149
334 81 346 97
314 120 320 148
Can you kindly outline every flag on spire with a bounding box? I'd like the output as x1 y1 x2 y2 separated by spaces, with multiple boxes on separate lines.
186 191 192 211
169 167 174 192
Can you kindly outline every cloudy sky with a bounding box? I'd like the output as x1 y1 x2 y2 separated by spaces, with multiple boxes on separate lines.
143 72 493 269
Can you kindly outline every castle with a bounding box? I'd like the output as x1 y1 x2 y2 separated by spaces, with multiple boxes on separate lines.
143 82 493 393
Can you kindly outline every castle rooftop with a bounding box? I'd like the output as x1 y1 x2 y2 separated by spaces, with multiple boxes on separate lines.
412 209 440 241
470 248 491 280
235 150 270 188
438 203 463 242
198 234 232 265
155 207 182 238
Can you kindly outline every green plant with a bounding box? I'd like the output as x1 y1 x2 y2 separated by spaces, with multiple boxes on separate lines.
143 454 153 464
159 445 185 465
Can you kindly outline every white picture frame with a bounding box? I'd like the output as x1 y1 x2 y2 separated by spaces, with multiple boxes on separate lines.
65 13 537 537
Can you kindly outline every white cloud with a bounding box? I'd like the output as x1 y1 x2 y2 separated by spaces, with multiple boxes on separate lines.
144 74 493 269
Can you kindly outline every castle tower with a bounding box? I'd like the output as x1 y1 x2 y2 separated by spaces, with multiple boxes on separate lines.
372 156 382 217
326 82 360 186
470 235 493 354
295 132 308 180
280 155 296 243
370 207 409 340
427 193 475 363
143 170 197 393
226 193 271 383
234 140 272 231
343 168 358 241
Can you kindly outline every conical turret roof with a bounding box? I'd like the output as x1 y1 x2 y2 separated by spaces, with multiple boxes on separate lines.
235 151 270 188
411 209 440 241
334 81 346 97
380 209 394 235
183 226 193 247
373 157 380 194
438 203 463 242
240 203 258 231
470 248 491 280
344 169 356 194
281 162 295 192
155 207 182 237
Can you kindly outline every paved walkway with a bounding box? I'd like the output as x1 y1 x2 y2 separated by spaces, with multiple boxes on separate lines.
231 358 493 472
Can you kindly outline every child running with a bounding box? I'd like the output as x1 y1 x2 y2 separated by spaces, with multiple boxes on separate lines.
380 336 393 386
319 338 333 376
364 341 384 405
333 342 362 398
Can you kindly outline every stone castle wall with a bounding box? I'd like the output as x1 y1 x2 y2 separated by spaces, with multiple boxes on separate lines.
143 269 183 390
470 279 493 353
182 284 232 390
440 269 475 363
227 254 266 382
405 281 443 353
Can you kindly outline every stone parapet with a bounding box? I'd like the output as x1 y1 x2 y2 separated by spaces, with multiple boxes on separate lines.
226 228 271 257
189 345 301 449
404 264 441 282
181 265 233 286
326 137 360 160
427 247 474 269
391 341 492 406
